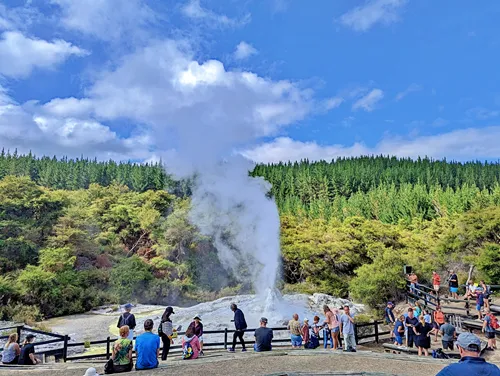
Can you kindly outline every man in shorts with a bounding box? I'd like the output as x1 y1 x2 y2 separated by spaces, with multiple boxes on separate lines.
440 316 456 351
287 314 302 349
432 271 441 293
448 270 459 299
482 309 498 351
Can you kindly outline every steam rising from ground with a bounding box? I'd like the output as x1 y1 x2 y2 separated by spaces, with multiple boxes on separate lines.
189 157 281 295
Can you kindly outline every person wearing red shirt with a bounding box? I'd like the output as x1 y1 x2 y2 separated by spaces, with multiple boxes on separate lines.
432 271 441 293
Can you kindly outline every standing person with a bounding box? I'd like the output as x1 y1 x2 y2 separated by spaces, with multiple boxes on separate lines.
187 315 204 356
1 333 21 365
340 305 356 352
480 280 491 310
301 318 310 346
228 303 247 352
475 288 485 320
404 308 419 348
432 306 446 342
482 308 498 351
408 272 419 294
413 315 432 356
254 317 273 352
182 327 201 360
323 305 340 350
18 334 40 365
393 315 405 346
432 271 441 293
117 303 136 340
159 306 175 361
423 309 432 324
448 270 459 300
436 333 500 376
440 316 456 351
135 319 160 371
111 325 133 373
287 313 302 349
384 302 396 341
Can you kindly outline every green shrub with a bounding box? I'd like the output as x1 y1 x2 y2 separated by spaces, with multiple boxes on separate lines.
12 304 42 325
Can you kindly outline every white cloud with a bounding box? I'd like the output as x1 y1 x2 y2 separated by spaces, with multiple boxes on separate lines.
244 126 500 163
466 107 499 120
234 41 258 60
340 0 407 32
52 0 156 42
181 0 250 28
0 86 146 160
322 97 344 111
432 117 449 127
352 88 384 111
0 31 88 78
395 83 422 101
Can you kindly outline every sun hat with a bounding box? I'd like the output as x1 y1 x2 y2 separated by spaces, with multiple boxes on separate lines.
193 314 202 321
84 367 100 376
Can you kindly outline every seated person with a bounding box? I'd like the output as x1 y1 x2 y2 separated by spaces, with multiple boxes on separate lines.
112 325 133 373
18 334 40 365
135 319 160 370
1 333 21 365
182 327 201 359
254 317 273 352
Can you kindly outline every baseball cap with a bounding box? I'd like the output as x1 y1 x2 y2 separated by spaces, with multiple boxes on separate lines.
456 332 481 352
124 303 133 309
26 334 36 340
260 317 268 323
166 306 175 314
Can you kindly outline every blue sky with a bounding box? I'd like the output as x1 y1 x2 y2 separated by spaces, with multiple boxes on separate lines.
1 0 499 163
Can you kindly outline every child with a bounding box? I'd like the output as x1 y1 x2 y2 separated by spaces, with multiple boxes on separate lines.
423 309 432 324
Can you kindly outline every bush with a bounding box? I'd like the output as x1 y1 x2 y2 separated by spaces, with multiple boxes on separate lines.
12 304 42 325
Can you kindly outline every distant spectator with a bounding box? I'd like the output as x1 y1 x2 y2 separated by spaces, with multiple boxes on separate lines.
323 305 340 350
135 319 160 370
187 314 204 356
440 316 456 351
288 313 302 349
437 333 500 376
464 280 478 300
254 317 273 352
312 316 323 337
159 306 175 361
228 303 247 352
432 271 441 293
408 273 419 294
1 333 20 364
182 327 201 360
18 334 39 365
480 280 491 310
475 288 485 320
340 305 356 352
111 325 133 373
432 306 446 342
413 315 432 356
117 304 136 340
384 302 396 341
448 271 459 299
423 309 432 324
482 308 498 351
404 308 419 348
393 315 405 346
301 318 310 345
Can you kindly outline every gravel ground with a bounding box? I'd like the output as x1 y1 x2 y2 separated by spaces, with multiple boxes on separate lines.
0 349 462 376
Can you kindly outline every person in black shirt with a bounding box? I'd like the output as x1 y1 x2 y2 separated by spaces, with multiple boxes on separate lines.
405 308 419 348
117 303 136 340
448 270 459 299
413 315 432 356
18 334 40 365
254 317 273 352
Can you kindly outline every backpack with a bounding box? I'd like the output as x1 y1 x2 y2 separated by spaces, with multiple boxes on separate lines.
432 348 449 359
121 314 132 327
183 341 194 359
488 314 499 330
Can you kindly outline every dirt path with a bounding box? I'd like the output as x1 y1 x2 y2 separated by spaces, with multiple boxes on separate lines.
0 349 473 376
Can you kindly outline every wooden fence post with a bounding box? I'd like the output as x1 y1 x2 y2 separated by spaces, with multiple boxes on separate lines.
63 335 69 363
354 325 359 345
16 326 23 343
106 337 111 359
224 328 228 350
374 321 379 344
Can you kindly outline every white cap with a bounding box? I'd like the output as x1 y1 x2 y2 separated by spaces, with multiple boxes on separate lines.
84 368 100 376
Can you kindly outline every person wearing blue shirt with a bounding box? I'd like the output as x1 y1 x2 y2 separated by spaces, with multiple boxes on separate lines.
135 319 160 370
228 303 247 352
340 305 356 352
393 315 405 346
437 332 500 376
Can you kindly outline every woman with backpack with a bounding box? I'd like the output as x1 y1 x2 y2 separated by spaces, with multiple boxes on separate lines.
182 327 201 360
116 304 136 340
159 306 175 361
482 308 498 351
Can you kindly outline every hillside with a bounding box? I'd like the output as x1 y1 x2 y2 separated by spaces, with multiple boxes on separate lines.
1 153 499 322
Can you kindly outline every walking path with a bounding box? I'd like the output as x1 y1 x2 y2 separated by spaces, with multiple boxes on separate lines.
0 348 464 376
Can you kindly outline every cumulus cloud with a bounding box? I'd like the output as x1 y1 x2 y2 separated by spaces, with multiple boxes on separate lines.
340 0 407 32
352 88 384 111
321 97 344 111
395 83 422 101
0 31 88 78
244 126 500 163
181 0 250 28
52 0 156 42
0 86 146 160
234 41 258 60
